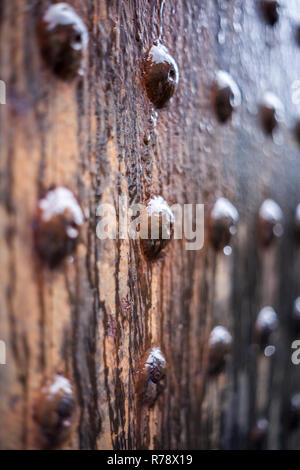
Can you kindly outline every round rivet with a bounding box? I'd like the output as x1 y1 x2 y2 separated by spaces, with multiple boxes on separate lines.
292 297 300 331
258 199 283 247
254 306 278 350
260 1 280 26
209 197 239 251
140 196 174 261
37 3 88 80
294 204 300 240
295 26 300 46
294 120 300 145
33 374 76 448
143 42 179 109
250 418 269 449
287 393 300 431
260 92 284 135
33 186 84 268
208 326 232 375
212 71 241 123
136 347 167 405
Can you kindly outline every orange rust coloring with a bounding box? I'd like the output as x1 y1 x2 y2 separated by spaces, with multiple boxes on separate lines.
33 186 84 268
140 196 174 261
142 42 179 109
37 3 88 80
33 374 76 448
136 347 167 405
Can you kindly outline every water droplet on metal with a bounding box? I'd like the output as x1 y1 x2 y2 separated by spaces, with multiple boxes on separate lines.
223 245 232 256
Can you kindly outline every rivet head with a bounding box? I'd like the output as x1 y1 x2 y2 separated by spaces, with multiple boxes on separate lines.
250 418 269 449
260 92 284 135
34 374 76 448
34 186 84 268
209 197 239 251
258 199 283 247
212 71 241 123
208 326 232 375
295 26 300 46
143 42 179 109
37 3 88 80
136 347 167 405
294 204 300 240
254 306 278 350
140 196 175 261
294 120 300 145
287 393 300 431
261 1 280 26
292 297 300 331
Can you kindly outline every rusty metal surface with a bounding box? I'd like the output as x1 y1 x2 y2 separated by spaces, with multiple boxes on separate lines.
1 0 300 449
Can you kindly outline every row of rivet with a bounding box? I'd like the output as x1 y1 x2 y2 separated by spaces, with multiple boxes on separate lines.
32 1 300 449
36 3 300 143
33 190 296 267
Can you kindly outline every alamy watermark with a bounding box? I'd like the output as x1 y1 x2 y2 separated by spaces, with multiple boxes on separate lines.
95 196 205 251
0 80 6 105
291 340 300 364
0 340 6 365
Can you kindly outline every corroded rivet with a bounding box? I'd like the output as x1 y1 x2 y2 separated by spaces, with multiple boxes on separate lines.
254 306 278 350
250 418 269 449
33 186 84 268
142 42 179 109
208 326 232 375
295 26 300 46
212 71 241 123
260 92 284 135
33 374 76 448
294 204 300 240
140 196 174 261
292 297 300 331
294 120 300 145
287 393 300 431
37 3 88 80
209 197 239 251
258 199 283 247
136 347 167 405
143 133 151 145
260 1 280 26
